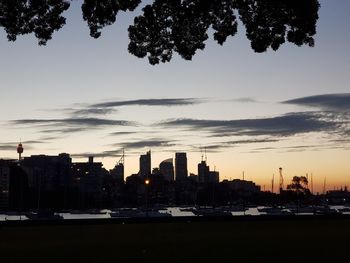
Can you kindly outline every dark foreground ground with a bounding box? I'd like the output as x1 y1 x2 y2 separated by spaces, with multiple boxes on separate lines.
1 216 349 263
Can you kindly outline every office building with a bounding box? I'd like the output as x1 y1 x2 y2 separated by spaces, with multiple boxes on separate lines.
139 151 151 180
175 152 188 181
159 158 174 181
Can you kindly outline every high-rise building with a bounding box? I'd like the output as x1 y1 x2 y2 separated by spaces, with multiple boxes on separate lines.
0 161 11 209
175 152 188 181
111 163 124 183
139 151 151 180
198 160 219 183
208 171 219 183
159 158 174 181
198 160 210 183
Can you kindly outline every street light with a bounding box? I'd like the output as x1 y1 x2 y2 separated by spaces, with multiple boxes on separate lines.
145 179 150 217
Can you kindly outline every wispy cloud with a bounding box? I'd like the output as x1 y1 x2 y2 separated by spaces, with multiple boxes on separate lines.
187 139 279 152
0 145 17 151
158 112 342 137
65 98 207 116
71 150 122 159
70 140 175 158
250 143 349 153
40 128 88 134
283 93 350 111
109 131 138 136
230 97 257 103
71 108 116 116
113 139 176 150
10 118 136 135
226 139 279 144
91 98 205 108
12 118 133 126
0 140 51 151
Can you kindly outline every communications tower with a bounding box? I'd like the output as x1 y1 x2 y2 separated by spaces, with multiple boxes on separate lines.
17 142 24 161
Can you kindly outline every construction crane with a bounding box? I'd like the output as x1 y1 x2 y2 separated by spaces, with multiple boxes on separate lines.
117 148 125 166
271 174 275 194
279 167 284 194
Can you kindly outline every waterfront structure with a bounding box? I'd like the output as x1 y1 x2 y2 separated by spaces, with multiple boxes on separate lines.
175 152 188 181
71 156 108 207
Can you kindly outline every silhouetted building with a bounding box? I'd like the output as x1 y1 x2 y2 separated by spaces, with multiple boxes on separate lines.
189 173 199 182
208 171 220 183
21 153 73 209
159 158 174 181
72 156 108 208
22 153 72 190
139 151 151 180
0 160 11 209
0 159 29 210
175 152 188 181
224 179 261 194
110 163 124 183
198 161 210 183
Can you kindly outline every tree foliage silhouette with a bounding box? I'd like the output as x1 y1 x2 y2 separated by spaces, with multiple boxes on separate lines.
0 0 70 45
0 0 320 64
287 176 310 195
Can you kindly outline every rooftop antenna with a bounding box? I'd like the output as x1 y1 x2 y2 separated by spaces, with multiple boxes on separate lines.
242 171 245 181
200 146 204 162
272 174 275 194
204 147 207 162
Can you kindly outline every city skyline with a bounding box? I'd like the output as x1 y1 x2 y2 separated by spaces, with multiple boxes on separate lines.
1 0 350 192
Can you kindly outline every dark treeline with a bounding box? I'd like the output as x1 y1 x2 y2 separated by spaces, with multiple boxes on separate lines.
0 0 320 64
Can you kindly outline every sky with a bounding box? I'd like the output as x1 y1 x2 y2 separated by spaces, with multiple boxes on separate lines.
1 0 350 193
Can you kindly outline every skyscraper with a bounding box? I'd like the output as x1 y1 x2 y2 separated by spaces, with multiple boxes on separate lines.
139 151 151 180
175 152 188 181
159 158 174 181
198 160 210 183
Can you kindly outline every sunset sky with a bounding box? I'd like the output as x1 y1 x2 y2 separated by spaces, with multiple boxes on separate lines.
1 0 349 193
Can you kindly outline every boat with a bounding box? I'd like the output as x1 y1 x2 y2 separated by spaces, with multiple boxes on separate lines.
25 210 64 220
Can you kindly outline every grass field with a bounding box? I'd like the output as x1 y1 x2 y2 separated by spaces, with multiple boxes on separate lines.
1 217 349 263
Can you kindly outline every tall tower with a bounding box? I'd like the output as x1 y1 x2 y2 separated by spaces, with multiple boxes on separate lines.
139 151 151 180
198 160 209 183
17 142 24 161
175 152 188 181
